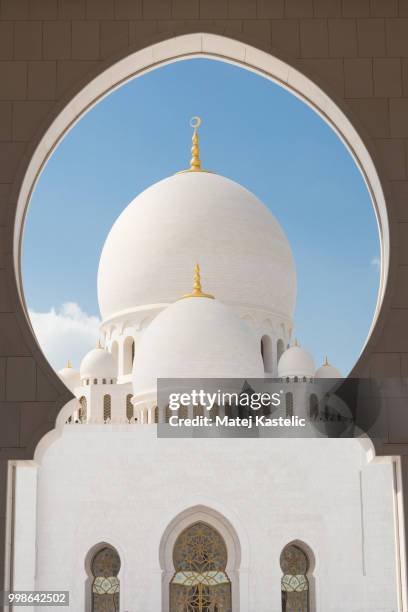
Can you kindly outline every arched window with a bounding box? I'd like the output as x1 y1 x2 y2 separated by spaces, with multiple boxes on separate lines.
79 396 87 423
261 334 273 373
309 394 319 421
209 403 219 419
280 543 310 612
111 340 118 367
165 405 172 423
170 522 231 612
123 336 135 375
179 405 188 419
126 394 133 422
154 406 159 423
193 404 204 418
277 338 285 364
103 395 111 422
91 545 120 612
285 392 293 418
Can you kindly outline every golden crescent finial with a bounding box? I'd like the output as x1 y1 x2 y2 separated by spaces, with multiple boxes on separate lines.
294 338 299 347
189 116 202 171
66 359 72 368
182 263 215 299
176 117 214 174
324 355 329 366
190 116 202 129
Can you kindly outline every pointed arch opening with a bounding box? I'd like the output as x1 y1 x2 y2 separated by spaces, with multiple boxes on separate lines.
170 521 232 611
86 543 121 612
277 339 285 365
261 334 273 374
123 336 135 375
280 542 314 612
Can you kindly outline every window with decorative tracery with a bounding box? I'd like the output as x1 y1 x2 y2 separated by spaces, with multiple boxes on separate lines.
103 394 111 422
280 544 310 612
285 392 294 418
170 522 232 612
179 405 188 419
91 546 120 612
79 396 87 423
126 394 133 422
309 394 319 421
193 404 204 418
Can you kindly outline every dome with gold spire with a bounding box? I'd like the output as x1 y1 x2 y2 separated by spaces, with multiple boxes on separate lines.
97 118 296 327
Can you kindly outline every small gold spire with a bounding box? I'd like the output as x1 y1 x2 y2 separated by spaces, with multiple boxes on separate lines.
189 116 201 171
324 355 329 366
294 338 299 347
97 339 102 349
66 359 72 368
182 263 215 300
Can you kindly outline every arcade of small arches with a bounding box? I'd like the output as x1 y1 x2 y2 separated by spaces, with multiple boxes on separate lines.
105 326 289 381
66 388 337 428
86 521 313 612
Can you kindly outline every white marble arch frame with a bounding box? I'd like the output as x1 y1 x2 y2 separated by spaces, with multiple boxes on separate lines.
159 504 245 612
13 32 389 377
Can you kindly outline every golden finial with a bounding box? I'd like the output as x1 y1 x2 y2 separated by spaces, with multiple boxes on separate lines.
189 116 202 171
177 117 212 174
97 339 102 349
324 355 329 366
66 359 72 368
294 338 299 347
182 263 215 299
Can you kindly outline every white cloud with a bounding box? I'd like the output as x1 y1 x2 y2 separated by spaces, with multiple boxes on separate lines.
28 302 101 372
371 256 380 269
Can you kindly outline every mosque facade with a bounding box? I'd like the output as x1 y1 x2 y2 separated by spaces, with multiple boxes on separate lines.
13 121 399 612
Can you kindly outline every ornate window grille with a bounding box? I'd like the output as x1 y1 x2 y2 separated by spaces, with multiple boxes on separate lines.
103 395 111 422
126 394 133 422
91 546 120 612
170 522 232 612
285 392 294 418
280 544 310 612
79 396 87 423
309 394 319 421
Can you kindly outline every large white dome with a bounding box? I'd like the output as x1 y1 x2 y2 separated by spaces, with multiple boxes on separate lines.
132 296 264 397
98 172 296 322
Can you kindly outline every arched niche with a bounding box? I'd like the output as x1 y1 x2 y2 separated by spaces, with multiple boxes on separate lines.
159 504 243 611
13 33 390 399
84 542 121 612
280 540 316 612
261 334 274 374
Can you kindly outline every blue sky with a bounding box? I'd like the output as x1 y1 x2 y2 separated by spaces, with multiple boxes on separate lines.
22 58 380 374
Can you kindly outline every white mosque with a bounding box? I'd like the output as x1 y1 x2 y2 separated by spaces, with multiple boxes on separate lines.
15 119 399 612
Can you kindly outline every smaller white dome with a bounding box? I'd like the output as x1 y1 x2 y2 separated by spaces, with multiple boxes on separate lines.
278 344 315 379
132 295 264 398
58 364 81 391
315 359 342 379
80 347 117 381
